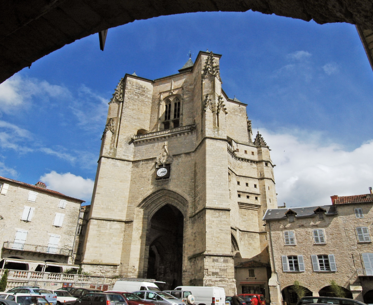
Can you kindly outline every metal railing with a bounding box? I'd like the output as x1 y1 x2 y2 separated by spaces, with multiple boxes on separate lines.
3 241 72 256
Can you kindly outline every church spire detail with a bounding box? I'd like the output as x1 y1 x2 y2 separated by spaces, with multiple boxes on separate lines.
202 51 220 79
254 131 268 148
109 78 124 104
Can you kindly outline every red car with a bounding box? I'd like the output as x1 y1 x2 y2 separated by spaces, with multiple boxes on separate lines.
106 291 155 305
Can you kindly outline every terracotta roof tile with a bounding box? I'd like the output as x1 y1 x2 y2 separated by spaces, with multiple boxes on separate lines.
334 194 373 205
0 176 84 203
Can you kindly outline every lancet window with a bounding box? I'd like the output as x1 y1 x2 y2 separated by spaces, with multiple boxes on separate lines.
161 96 182 130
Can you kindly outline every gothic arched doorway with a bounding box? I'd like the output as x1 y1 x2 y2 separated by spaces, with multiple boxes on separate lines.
146 204 184 289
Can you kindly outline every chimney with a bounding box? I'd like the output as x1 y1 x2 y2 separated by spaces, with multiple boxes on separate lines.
35 181 46 188
330 195 338 205
369 187 372 194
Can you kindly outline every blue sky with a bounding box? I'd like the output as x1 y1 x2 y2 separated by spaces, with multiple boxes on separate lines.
0 11 373 207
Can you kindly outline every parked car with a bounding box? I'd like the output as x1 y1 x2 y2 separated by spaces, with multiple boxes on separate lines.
71 288 102 300
296 297 366 305
113 282 160 292
174 286 225 305
105 291 155 305
52 290 77 305
3 293 50 305
238 295 264 305
0 298 18 305
226 296 246 305
57 288 75 294
133 291 184 305
163 290 194 304
6 287 57 305
77 292 126 305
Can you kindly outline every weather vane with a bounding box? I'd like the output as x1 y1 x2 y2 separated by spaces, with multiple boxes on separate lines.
188 51 192 59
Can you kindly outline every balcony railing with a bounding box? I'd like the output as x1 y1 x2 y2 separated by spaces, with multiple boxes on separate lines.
3 241 72 256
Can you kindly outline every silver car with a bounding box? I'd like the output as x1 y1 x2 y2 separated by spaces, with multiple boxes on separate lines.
133 291 184 305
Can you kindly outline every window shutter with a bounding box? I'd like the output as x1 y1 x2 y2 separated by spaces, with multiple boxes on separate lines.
357 227 364 242
1 183 9 195
53 213 60 226
284 232 289 244
28 207 35 221
58 213 65 226
319 230 325 243
362 253 373 275
59 200 67 209
54 213 65 227
311 255 319 271
48 234 60 253
21 206 30 220
289 231 295 244
298 255 305 272
313 230 319 243
13 229 28 249
362 227 371 242
282 256 289 272
28 191 37 202
329 254 337 271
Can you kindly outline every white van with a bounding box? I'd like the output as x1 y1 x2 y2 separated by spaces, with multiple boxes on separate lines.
113 281 160 292
174 286 225 305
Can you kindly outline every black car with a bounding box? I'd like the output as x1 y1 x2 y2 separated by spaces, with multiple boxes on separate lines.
296 297 366 305
77 293 127 305
71 289 102 299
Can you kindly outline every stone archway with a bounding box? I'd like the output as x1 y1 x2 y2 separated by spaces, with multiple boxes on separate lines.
363 290 373 304
138 189 188 288
319 285 352 299
282 285 313 305
146 204 184 289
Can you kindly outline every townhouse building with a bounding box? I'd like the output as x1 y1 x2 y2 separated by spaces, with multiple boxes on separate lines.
264 191 373 305
0 176 84 273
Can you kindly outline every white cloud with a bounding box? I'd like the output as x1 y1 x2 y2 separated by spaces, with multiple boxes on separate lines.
39 148 76 163
260 128 373 208
322 62 339 75
40 171 94 202
0 161 17 177
70 85 108 132
287 51 312 61
0 75 70 113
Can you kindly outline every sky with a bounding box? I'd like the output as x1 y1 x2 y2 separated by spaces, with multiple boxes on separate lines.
0 11 373 207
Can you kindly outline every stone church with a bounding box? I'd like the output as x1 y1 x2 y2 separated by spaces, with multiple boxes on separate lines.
81 51 278 295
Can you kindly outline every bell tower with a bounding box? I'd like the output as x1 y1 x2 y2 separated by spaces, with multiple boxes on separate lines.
81 51 277 295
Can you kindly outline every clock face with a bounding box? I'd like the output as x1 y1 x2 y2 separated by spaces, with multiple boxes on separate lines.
157 167 168 177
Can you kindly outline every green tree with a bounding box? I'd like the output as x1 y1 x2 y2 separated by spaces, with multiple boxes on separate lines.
0 269 9 292
293 281 306 300
330 280 345 298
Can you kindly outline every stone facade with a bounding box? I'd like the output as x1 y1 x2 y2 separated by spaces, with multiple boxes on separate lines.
0 176 83 272
81 51 278 295
264 193 373 305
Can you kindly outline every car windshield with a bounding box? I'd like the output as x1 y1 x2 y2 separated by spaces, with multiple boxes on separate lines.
148 288 160 292
184 292 192 298
124 293 141 301
108 295 125 302
17 296 49 305
33 290 51 294
157 292 177 300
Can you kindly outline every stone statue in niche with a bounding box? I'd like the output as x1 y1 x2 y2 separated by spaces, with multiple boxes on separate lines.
156 142 174 168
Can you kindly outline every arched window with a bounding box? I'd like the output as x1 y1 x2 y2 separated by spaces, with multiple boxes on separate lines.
162 96 182 130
